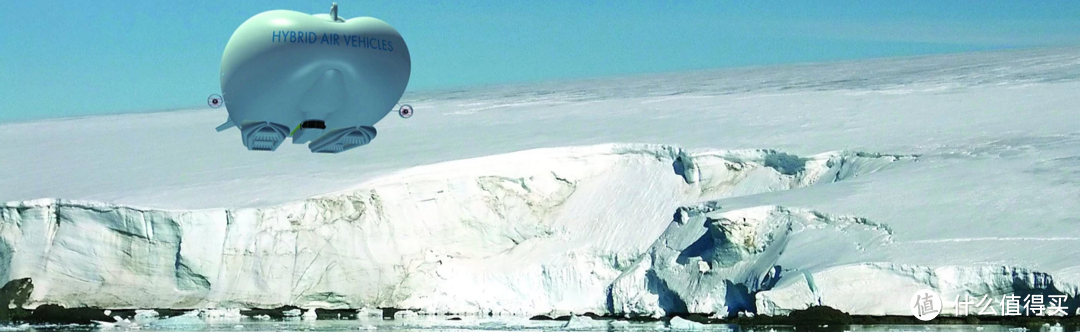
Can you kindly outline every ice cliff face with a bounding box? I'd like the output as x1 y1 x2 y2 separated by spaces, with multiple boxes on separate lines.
1 143 934 315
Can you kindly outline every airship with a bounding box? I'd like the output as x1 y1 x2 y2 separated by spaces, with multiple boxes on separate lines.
212 3 413 154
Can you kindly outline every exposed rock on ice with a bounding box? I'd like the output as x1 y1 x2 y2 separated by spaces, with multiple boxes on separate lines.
0 278 32 321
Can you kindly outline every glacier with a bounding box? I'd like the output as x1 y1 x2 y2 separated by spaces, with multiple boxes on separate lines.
2 48 1080 317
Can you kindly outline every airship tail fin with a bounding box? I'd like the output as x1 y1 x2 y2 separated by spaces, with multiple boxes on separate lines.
216 117 237 132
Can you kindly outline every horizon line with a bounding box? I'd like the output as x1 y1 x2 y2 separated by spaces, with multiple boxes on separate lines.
3 45 1076 125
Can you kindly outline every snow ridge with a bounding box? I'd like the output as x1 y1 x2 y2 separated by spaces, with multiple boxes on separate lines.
2 143 918 315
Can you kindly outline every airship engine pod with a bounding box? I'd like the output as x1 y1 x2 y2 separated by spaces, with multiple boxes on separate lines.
215 3 411 154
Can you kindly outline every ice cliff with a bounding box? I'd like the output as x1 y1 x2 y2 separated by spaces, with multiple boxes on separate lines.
1 143 1077 317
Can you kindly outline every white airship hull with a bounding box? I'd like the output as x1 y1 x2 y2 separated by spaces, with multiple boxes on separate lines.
217 8 411 153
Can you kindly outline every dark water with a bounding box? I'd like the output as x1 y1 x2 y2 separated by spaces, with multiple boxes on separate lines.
3 316 1076 332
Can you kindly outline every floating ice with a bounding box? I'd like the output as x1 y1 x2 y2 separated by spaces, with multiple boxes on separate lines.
668 317 707 330
147 311 206 328
393 310 419 320
283 309 302 317
562 315 608 330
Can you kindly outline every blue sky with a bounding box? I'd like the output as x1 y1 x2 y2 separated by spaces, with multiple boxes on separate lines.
2 1 1079 122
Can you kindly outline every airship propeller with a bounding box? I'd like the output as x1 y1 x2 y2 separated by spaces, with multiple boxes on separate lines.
208 94 224 109
398 104 414 118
